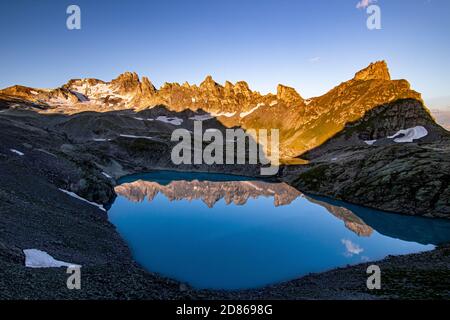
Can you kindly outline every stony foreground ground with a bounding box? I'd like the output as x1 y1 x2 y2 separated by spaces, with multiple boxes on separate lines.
0 108 449 300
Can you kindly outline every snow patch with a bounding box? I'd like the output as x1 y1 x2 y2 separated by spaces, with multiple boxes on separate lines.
212 111 236 117
102 172 112 179
269 100 278 107
119 134 156 141
10 149 24 156
240 105 260 118
48 97 72 105
156 116 183 125
388 126 428 143
190 114 214 121
93 138 112 142
58 189 106 211
363 126 429 146
23 249 80 268
68 82 134 106
364 140 377 146
133 117 154 121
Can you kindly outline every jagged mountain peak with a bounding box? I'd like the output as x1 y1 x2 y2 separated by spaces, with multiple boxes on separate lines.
277 84 303 103
354 60 391 81
113 71 140 82
200 75 220 88
111 71 141 91
233 81 252 96
141 76 157 94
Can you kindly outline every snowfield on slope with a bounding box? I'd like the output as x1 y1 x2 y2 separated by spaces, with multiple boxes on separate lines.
156 116 183 125
10 149 24 156
212 111 236 117
364 126 429 145
119 134 156 141
388 126 429 143
240 105 261 118
134 117 154 121
102 172 112 179
190 114 214 121
23 249 81 268
59 189 106 211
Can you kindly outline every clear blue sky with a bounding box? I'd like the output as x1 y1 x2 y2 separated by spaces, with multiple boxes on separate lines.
1 0 449 108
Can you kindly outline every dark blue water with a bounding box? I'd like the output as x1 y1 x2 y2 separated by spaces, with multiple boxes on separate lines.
108 171 450 290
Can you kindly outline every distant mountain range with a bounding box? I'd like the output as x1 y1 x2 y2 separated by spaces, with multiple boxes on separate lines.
431 109 450 130
0 61 436 157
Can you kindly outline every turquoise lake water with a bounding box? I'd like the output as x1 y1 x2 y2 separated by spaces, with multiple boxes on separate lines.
108 171 450 290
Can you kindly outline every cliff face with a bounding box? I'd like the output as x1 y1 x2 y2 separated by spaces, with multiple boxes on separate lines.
285 140 450 219
278 63 423 156
0 61 429 158
354 61 391 81
301 98 447 160
281 96 450 218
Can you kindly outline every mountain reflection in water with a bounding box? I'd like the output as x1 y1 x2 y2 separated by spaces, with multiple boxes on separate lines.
109 171 450 290
115 179 374 237
115 176 450 245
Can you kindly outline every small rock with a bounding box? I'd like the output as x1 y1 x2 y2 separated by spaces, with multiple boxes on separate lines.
179 283 189 292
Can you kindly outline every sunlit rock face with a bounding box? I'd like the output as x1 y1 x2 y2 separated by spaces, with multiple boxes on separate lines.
114 179 373 236
354 61 391 81
0 61 428 157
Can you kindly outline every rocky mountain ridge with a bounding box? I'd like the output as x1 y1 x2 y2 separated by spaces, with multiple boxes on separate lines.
0 61 431 157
